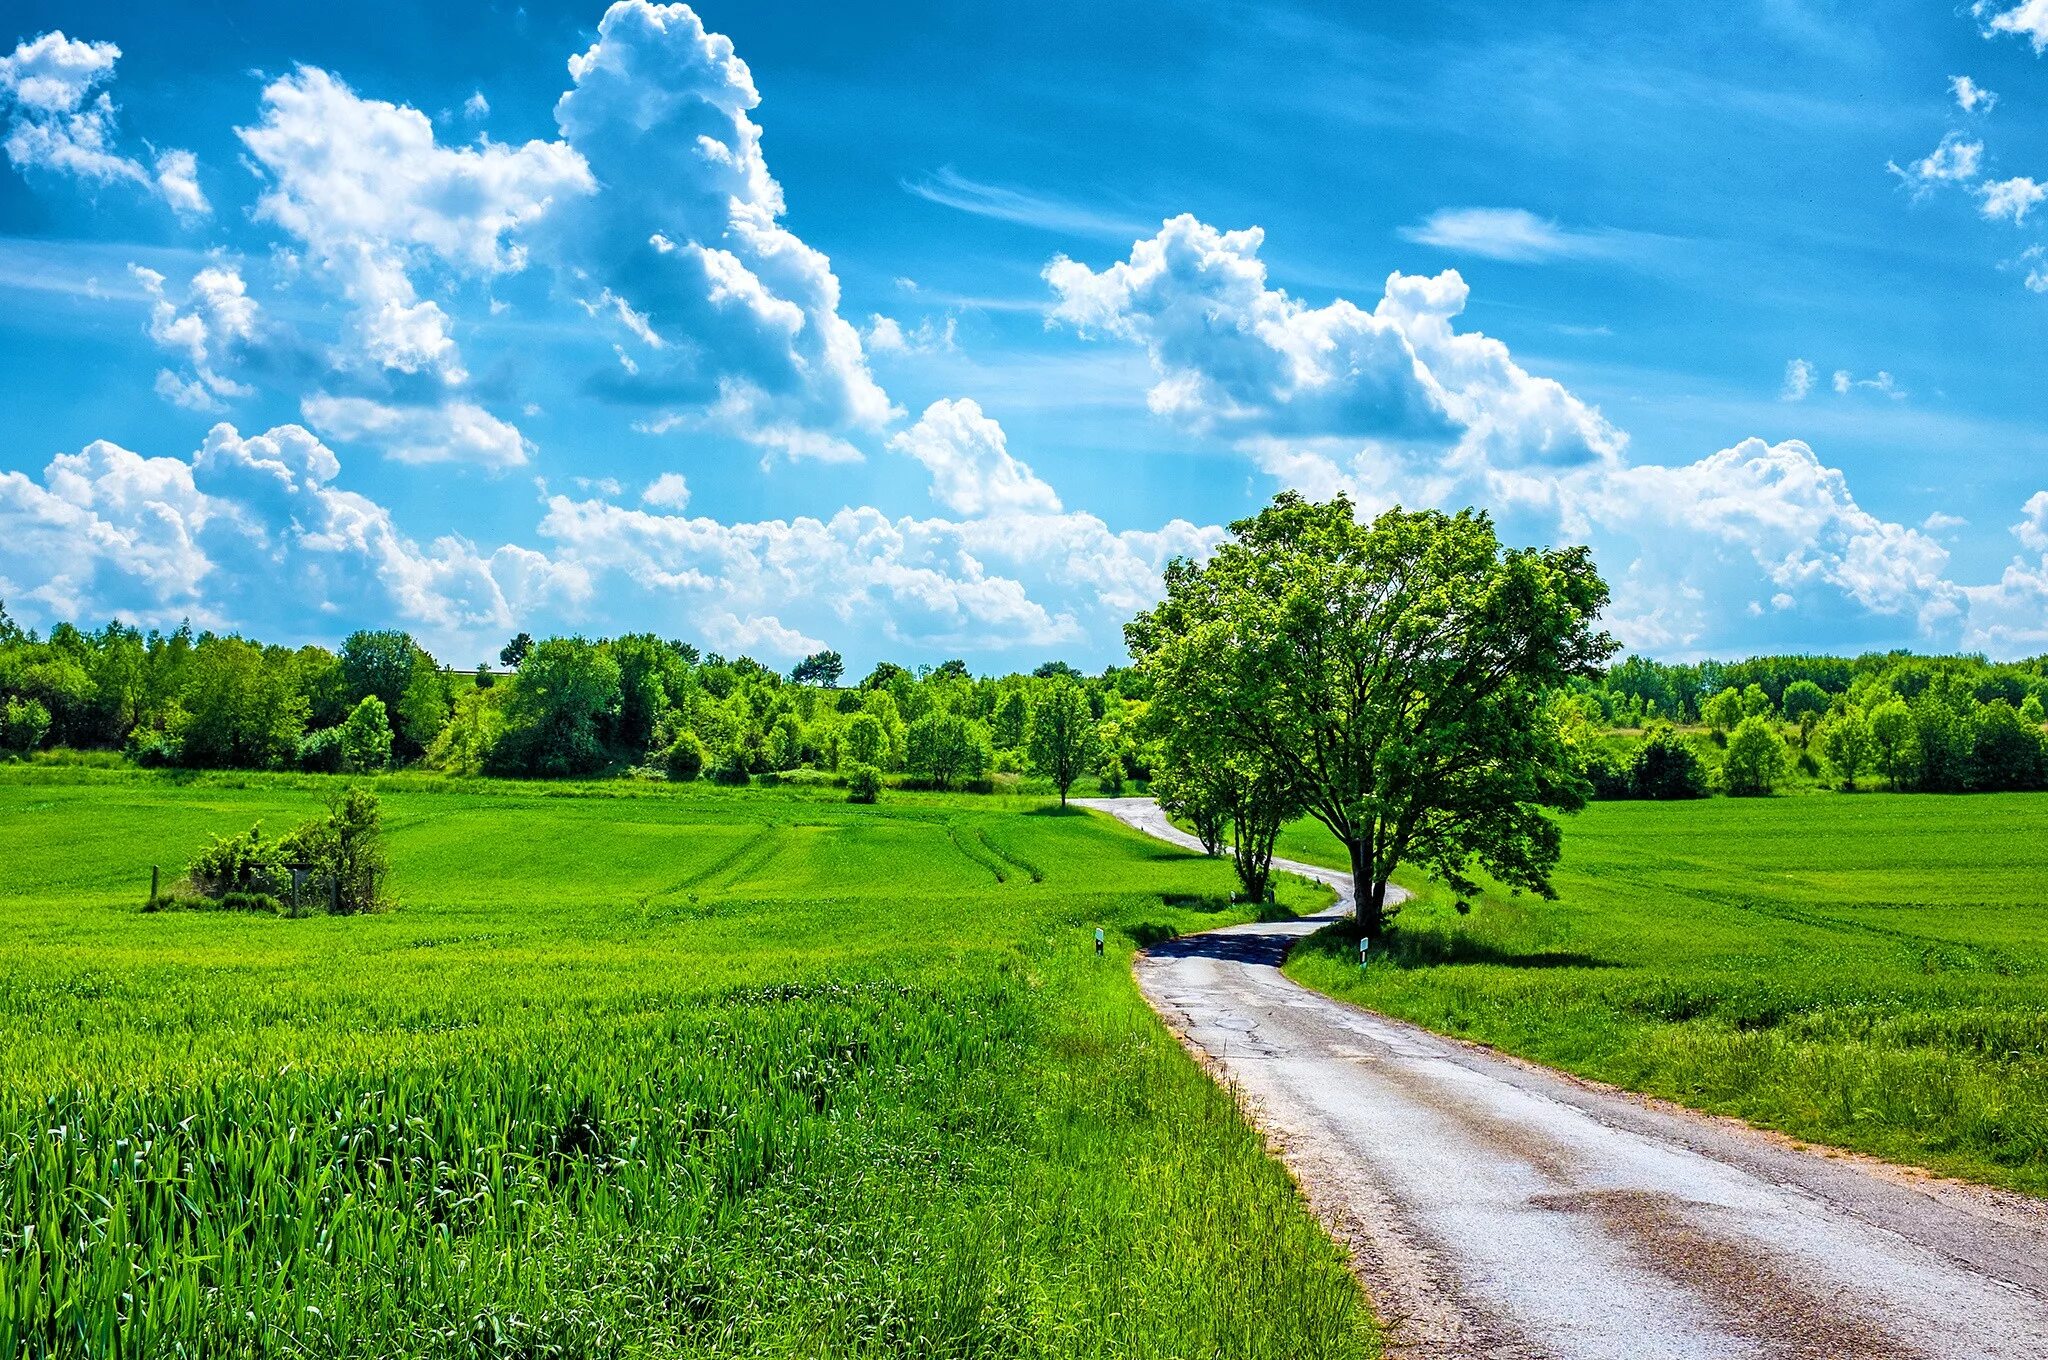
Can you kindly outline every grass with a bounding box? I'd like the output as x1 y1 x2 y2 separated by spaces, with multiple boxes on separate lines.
1277 794 2048 1195
0 766 1372 1359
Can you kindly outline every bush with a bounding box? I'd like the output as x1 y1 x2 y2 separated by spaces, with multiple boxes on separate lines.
1 696 51 756
298 726 345 773
845 762 881 804
339 695 394 773
1578 745 1634 800
187 823 284 900
170 787 391 916
1722 716 1789 796
1628 727 1709 799
1096 749 1126 796
663 730 707 782
126 728 181 769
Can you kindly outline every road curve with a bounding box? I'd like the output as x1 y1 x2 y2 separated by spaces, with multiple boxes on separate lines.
1076 796 2048 1360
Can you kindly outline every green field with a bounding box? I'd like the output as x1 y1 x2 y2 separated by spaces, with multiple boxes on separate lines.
0 768 1372 1359
1280 794 2048 1194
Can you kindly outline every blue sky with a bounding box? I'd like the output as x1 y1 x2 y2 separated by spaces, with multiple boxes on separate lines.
5 0 2048 670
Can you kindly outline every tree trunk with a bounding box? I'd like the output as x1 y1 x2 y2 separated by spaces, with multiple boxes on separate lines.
1346 839 1386 940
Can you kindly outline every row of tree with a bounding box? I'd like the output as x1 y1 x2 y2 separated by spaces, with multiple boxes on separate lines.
1583 651 2048 728
0 604 1123 798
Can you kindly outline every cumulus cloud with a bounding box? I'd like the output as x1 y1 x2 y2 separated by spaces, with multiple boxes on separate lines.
889 398 1061 517
551 0 895 455
1952 75 1998 112
132 263 259 411
1977 0 2048 50
238 65 593 383
301 394 533 470
641 471 691 509
1047 214 1623 472
0 31 209 218
1979 175 2048 222
0 423 576 651
2016 489 2048 551
1889 131 1983 193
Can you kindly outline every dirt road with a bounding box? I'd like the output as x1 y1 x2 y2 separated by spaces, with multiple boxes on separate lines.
1077 796 2048 1360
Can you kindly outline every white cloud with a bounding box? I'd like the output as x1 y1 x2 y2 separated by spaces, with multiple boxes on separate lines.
132 263 259 409
301 394 533 470
1889 131 1983 192
1781 358 1815 400
1952 75 1998 112
0 31 208 218
1047 214 1624 471
642 471 691 509
0 423 575 653
889 398 1061 517
867 313 956 354
1979 175 2048 222
462 91 490 120
551 1 896 453
701 611 824 660
1397 207 1625 263
1977 0 2048 51
2016 490 2048 551
902 166 1152 239
237 65 592 381
1831 368 1905 399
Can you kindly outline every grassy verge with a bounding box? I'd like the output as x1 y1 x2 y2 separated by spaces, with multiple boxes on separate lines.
1273 794 2048 1195
0 768 1373 1358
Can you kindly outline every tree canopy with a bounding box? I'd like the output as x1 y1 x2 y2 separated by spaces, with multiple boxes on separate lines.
1129 493 1615 937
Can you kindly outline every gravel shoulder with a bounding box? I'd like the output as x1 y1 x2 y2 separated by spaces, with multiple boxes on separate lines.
1076 796 2048 1360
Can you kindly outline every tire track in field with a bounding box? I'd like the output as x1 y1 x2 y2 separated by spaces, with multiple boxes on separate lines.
1078 796 2048 1360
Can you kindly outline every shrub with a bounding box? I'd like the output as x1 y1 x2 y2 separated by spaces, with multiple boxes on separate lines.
126 727 181 769
1578 745 1634 800
1 696 51 756
663 730 707 782
339 695 394 773
1628 727 1709 799
845 762 882 804
1722 715 1789 796
187 823 284 900
1096 749 1127 796
297 726 345 773
171 787 391 915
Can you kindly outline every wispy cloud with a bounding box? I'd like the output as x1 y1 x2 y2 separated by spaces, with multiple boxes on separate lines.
1397 206 1654 263
903 167 1151 239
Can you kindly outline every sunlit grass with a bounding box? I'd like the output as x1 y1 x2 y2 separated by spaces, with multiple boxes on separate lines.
1279 794 2048 1194
0 767 1372 1358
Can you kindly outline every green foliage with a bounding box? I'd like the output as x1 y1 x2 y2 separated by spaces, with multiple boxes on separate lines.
176 636 309 769
2022 693 2046 727
279 786 391 915
789 649 844 687
1129 492 1614 936
1 696 51 756
0 769 1372 1358
1026 677 1097 805
423 684 508 777
1701 687 1744 735
1869 698 1916 789
1781 679 1829 746
991 688 1029 750
339 695 394 773
1721 715 1789 795
1971 701 2046 791
1816 708 1874 790
1628 726 1709 799
1278 794 2048 1196
905 711 991 789
844 761 882 803
662 729 707 782
297 724 344 773
492 638 623 777
843 710 887 768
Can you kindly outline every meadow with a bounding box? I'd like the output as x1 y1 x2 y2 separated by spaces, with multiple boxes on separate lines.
0 767 1373 1359
1280 793 2048 1194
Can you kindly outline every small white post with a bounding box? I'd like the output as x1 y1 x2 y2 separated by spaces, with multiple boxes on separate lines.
1094 927 1105 956
1358 937 1370 968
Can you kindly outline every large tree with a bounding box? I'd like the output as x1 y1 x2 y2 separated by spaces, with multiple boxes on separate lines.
1128 494 1614 939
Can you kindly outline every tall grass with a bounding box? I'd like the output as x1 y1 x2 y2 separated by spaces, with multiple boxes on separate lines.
1279 793 2048 1194
0 769 1373 1358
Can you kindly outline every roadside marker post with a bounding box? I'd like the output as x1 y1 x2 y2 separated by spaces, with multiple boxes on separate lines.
1359 937 1370 968
1095 927 1105 956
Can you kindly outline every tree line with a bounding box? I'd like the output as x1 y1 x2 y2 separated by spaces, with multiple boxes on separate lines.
0 603 1125 799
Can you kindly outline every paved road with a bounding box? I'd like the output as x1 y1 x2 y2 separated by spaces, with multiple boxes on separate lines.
1077 796 2048 1360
